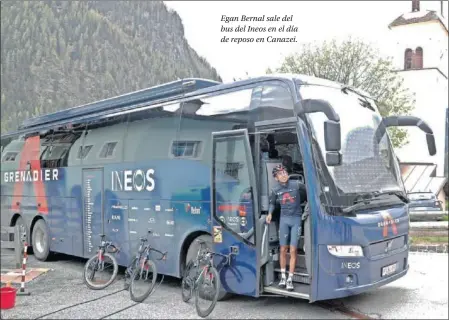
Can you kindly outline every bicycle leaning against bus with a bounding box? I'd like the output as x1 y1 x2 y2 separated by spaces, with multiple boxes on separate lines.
127 230 167 303
83 234 120 290
181 238 234 318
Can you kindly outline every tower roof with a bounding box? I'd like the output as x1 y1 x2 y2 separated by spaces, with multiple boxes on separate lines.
389 10 448 32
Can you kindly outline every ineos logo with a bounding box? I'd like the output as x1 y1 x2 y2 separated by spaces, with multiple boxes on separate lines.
111 169 155 192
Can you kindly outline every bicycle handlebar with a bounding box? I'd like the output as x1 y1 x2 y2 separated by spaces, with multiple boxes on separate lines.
194 239 235 264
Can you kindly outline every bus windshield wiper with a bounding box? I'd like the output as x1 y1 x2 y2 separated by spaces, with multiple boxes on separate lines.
342 190 409 214
341 86 375 111
369 190 409 204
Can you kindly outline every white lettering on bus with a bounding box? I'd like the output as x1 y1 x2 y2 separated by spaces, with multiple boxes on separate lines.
111 169 155 192
124 170 133 191
3 169 59 183
341 262 361 269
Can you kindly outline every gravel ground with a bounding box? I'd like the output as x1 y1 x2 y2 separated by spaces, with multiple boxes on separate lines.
1 250 447 319
0 251 345 319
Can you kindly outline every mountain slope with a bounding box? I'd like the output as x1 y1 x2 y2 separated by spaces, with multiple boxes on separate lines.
0 0 221 133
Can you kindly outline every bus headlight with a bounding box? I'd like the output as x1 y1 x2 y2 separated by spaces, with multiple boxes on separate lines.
327 245 364 257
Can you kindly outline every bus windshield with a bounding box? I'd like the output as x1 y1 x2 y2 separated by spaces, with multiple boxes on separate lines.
299 84 404 204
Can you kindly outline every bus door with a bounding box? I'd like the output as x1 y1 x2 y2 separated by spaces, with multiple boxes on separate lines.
211 129 260 297
82 168 104 257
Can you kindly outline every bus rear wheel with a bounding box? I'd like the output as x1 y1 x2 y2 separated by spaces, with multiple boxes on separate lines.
32 219 50 261
185 234 232 301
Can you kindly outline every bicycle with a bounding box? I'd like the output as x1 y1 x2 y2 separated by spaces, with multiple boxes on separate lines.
83 234 119 290
181 239 234 318
128 230 167 303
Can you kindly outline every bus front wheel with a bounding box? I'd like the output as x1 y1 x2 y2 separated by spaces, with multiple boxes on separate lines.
32 219 50 261
185 234 232 301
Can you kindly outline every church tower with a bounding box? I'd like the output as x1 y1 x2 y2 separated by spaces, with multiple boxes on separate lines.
388 0 448 177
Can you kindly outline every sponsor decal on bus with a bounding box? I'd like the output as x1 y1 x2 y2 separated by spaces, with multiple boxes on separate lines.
184 203 201 214
111 169 155 192
3 169 59 183
378 212 399 237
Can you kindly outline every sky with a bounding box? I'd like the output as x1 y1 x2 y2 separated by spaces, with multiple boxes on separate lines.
164 0 448 82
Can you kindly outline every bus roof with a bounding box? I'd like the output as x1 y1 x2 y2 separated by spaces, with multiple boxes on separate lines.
2 74 361 139
18 78 221 131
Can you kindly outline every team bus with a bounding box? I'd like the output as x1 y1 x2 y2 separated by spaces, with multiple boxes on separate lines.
1 74 437 302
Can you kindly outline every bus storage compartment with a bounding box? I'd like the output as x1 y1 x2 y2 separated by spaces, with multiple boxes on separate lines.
49 196 71 254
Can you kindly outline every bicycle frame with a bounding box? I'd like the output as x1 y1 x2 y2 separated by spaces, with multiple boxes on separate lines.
96 238 118 271
191 241 233 290
126 232 167 280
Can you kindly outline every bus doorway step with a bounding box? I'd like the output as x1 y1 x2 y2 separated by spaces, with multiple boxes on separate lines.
275 267 311 284
263 283 310 300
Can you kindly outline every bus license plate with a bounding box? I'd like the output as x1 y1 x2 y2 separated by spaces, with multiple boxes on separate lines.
381 263 397 277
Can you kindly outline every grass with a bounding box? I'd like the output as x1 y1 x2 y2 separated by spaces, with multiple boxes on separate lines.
443 215 448 222
410 236 448 245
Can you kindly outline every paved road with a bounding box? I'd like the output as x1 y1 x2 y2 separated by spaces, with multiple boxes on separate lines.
1 251 447 319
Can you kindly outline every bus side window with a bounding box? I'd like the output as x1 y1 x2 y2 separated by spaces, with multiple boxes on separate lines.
1 134 24 172
257 82 295 122
81 115 128 166
41 125 84 168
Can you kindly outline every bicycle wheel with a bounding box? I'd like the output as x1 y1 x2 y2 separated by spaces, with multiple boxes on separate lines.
194 266 220 318
83 252 118 290
124 257 138 290
181 260 196 302
129 259 157 302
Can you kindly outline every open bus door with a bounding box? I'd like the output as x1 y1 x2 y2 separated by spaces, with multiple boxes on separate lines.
210 129 260 297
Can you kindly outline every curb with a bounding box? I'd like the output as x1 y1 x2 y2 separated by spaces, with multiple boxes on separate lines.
410 243 448 253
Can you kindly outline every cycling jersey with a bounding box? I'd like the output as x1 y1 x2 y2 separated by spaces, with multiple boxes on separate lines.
268 179 307 217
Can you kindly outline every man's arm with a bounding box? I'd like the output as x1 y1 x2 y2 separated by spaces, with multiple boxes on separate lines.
268 189 277 215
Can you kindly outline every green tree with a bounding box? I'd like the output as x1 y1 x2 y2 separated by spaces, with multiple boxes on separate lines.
267 37 415 148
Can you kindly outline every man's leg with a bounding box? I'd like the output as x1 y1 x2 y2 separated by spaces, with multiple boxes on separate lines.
278 218 289 287
286 220 302 291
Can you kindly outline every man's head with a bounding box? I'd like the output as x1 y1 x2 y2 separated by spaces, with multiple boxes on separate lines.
272 164 289 184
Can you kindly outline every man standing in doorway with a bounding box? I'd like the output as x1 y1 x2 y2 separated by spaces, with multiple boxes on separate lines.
266 164 307 291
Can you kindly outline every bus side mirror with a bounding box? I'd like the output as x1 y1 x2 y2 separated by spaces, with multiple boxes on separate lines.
324 120 342 166
296 99 342 166
426 133 436 156
379 116 436 156
324 120 341 151
326 152 341 166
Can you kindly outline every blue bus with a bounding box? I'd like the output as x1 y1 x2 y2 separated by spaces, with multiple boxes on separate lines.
1 75 437 302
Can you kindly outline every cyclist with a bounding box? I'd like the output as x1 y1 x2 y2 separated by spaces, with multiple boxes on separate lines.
266 164 307 291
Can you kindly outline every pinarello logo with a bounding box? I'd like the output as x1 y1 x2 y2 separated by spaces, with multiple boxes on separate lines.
185 203 191 213
379 212 398 237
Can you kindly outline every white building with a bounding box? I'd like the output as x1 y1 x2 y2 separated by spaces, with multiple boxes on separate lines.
388 0 448 176
387 0 448 206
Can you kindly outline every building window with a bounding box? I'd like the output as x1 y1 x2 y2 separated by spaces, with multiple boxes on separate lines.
413 47 423 69
404 48 413 70
171 141 202 158
404 47 424 70
99 142 117 158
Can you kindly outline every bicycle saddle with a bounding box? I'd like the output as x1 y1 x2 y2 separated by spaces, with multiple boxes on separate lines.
140 237 148 242
99 234 106 238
